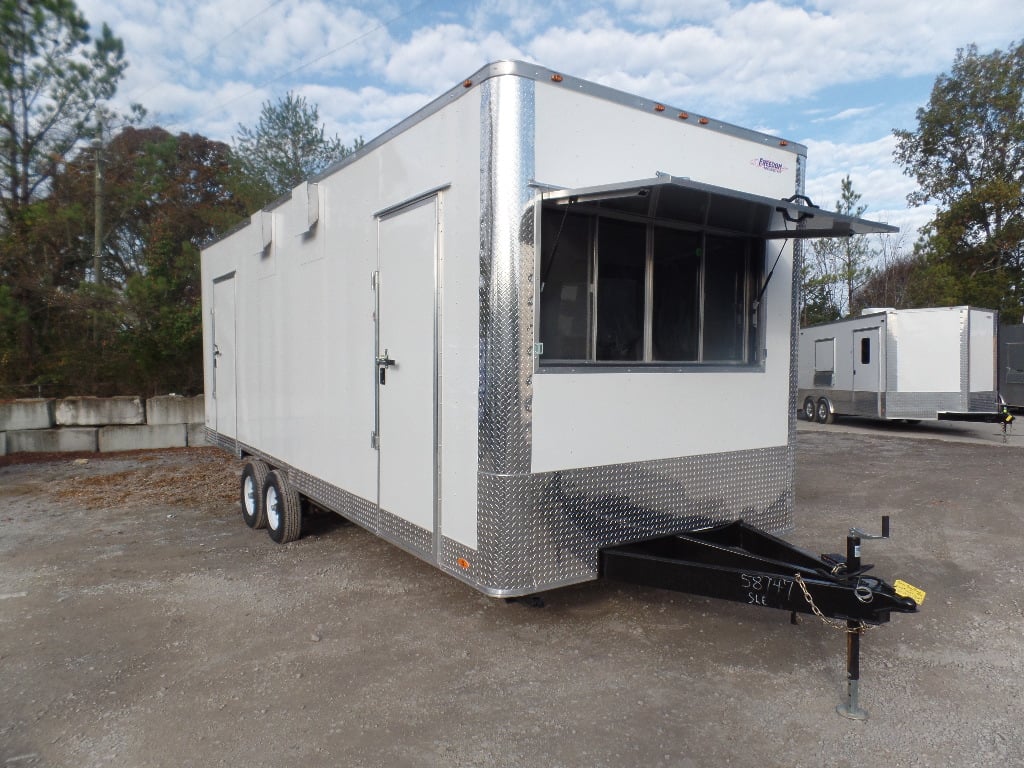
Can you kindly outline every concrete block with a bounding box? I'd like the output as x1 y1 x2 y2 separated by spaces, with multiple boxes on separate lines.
98 424 187 452
57 396 145 426
7 428 98 454
186 423 209 447
0 399 56 431
147 394 205 425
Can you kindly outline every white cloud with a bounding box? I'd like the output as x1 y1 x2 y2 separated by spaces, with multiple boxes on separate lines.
383 24 524 90
66 0 1024 240
813 106 879 123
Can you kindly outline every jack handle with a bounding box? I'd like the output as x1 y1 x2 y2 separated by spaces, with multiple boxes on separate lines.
850 515 889 541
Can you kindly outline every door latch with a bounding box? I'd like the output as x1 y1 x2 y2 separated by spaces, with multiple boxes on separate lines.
376 349 396 385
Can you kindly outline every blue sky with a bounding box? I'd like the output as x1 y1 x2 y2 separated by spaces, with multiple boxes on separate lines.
77 0 1022 241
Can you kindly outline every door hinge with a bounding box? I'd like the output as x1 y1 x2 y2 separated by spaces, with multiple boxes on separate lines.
371 431 379 450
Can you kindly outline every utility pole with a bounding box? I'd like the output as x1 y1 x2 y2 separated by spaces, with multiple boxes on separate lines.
92 123 103 284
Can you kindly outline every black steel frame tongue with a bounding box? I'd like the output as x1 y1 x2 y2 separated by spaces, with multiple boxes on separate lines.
600 516 918 719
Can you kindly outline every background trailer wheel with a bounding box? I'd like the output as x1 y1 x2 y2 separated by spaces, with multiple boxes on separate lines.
802 396 816 422
816 397 835 424
239 460 269 529
264 469 302 544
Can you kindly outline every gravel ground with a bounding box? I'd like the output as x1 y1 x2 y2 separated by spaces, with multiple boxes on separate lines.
1 435 1022 768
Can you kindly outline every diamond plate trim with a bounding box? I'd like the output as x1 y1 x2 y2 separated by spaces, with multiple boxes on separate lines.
788 155 804 485
478 74 536 477
968 391 999 411
205 427 238 456
464 447 792 596
960 308 970 411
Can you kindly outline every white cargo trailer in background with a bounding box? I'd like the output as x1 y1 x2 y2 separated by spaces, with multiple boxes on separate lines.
201 61 894 598
798 306 999 423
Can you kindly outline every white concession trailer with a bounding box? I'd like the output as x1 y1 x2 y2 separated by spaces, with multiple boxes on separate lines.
201 61 896 598
798 306 1000 423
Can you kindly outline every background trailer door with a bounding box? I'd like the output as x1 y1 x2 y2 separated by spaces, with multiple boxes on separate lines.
853 327 881 418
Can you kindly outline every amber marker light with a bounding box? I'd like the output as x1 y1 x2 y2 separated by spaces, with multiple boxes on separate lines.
463 79 472 88
551 73 563 82
779 140 789 147
654 103 666 112
699 117 709 125
678 111 689 120
457 558 471 570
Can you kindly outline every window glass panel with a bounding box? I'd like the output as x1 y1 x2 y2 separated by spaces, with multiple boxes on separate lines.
539 209 591 360
702 236 748 361
596 218 646 361
860 337 871 364
814 339 835 371
652 227 701 361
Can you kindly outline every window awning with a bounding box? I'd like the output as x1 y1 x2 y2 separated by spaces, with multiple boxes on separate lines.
540 175 898 239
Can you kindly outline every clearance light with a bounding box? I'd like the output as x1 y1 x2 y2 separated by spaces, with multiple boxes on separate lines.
463 79 472 88
457 558 471 570
678 111 689 120
699 117 709 125
654 103 665 112
551 74 563 82
779 140 789 147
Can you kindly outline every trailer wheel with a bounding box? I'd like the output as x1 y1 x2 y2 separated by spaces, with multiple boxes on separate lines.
264 469 302 544
816 397 834 425
802 397 817 422
240 460 269 529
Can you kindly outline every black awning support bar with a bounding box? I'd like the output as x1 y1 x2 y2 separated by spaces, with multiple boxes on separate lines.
601 517 918 719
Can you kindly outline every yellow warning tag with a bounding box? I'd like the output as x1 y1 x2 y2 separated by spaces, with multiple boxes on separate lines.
894 579 926 605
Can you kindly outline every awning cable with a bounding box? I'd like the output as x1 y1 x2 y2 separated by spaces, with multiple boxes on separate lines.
540 197 576 293
752 210 793 322
756 236 789 307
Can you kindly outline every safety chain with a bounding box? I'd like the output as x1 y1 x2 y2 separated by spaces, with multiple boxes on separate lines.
794 573 876 633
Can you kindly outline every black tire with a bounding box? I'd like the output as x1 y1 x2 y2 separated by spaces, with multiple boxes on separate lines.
802 396 816 422
816 397 834 425
240 460 269 529
264 469 302 544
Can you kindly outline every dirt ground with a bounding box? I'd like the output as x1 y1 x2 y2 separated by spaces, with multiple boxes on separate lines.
1 432 1022 768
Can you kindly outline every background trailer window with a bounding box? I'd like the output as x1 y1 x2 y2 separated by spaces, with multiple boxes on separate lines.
539 204 761 367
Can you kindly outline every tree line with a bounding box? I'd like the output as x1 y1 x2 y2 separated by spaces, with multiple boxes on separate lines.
802 41 1024 327
2 1 1021 396
0 0 359 398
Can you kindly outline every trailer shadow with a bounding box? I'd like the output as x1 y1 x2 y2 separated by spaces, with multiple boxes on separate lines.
797 413 1021 445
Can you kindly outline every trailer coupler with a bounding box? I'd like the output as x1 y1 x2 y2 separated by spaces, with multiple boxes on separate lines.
600 517 921 719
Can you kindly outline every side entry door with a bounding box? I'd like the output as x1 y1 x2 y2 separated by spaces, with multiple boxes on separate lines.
374 194 440 537
212 274 237 438
853 327 881 417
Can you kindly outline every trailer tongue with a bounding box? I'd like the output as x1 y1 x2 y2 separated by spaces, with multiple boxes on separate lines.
601 517 920 719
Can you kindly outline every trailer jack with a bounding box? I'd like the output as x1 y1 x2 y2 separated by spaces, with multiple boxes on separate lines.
600 516 920 720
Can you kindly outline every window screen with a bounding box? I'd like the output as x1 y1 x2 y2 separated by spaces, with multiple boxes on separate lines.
653 227 700 361
596 219 646 361
539 211 591 360
538 205 761 367
702 236 749 362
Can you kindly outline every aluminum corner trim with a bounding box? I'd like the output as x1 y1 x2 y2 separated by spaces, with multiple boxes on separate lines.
478 73 536 477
